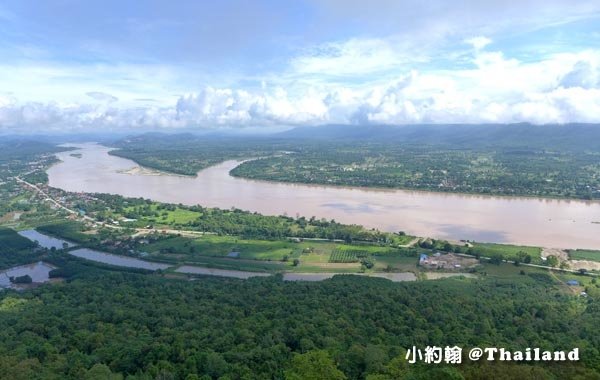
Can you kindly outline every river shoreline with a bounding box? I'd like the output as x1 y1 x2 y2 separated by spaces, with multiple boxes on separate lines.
111 146 600 203
47 143 600 249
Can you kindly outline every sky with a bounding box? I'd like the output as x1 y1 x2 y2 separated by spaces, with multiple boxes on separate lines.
1 0 600 133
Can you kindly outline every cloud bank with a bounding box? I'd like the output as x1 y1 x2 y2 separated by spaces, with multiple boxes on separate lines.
1 46 599 132
1 1 600 132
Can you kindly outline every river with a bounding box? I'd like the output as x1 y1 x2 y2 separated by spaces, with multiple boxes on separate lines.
47 143 600 249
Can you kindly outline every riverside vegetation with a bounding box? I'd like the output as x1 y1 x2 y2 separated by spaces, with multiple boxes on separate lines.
1 138 599 379
111 124 600 200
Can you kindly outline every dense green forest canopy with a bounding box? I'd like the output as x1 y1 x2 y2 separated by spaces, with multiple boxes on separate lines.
0 227 42 269
0 140 67 162
0 270 598 380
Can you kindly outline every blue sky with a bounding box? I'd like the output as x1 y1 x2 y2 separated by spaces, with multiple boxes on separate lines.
1 0 600 133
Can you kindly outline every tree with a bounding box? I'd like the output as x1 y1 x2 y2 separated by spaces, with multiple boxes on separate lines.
546 255 559 268
360 258 375 269
285 351 346 380
10 275 32 284
84 363 123 380
293 259 300 267
489 254 503 265
204 352 228 379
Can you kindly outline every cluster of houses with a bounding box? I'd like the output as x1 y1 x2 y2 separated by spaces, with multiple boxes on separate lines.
419 252 474 270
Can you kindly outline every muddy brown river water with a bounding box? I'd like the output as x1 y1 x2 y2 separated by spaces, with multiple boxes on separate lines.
47 143 600 249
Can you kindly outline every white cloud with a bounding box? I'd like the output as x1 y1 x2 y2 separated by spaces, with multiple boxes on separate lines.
560 60 600 89
464 36 492 50
1 44 600 132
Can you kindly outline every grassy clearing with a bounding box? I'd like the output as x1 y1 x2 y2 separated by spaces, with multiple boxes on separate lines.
569 249 600 262
476 261 566 283
173 256 286 272
140 234 424 274
374 255 420 272
143 235 301 261
470 242 542 264
121 204 201 225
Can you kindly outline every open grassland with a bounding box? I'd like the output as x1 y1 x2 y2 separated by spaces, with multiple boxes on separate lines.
569 249 600 262
122 204 202 225
144 235 305 260
138 234 425 274
470 242 542 263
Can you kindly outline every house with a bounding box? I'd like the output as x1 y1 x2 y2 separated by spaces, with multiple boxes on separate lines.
419 253 428 264
227 251 240 258
566 280 580 286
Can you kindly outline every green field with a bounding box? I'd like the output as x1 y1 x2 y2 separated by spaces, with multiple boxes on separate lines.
122 204 201 225
568 249 600 262
139 234 422 273
470 242 542 263
174 255 286 272
143 235 299 260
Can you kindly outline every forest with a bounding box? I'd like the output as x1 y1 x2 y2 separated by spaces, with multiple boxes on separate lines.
0 227 41 269
0 269 599 380
1 137 599 379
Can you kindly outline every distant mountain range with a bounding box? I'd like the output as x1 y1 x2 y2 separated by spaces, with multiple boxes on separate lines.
5 123 600 151
275 123 600 150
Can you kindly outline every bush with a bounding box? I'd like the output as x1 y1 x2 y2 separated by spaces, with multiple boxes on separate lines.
9 274 32 284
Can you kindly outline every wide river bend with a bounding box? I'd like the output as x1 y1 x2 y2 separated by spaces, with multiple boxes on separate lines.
47 143 600 249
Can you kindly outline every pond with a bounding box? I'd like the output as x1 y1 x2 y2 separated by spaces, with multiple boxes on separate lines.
0 261 56 288
68 248 171 271
18 229 77 250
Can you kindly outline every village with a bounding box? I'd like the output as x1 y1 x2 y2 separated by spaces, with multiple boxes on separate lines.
418 251 479 270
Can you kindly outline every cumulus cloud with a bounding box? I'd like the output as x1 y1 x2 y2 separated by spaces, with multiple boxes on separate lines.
174 86 329 126
1 45 600 132
560 61 600 89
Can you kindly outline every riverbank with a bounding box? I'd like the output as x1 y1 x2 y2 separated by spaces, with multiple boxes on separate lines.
46 143 600 249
